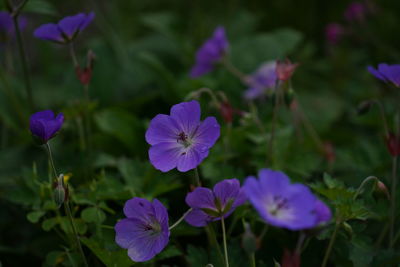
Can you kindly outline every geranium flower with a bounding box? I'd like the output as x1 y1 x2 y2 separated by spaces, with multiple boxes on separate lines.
145 100 220 172
185 179 246 227
115 197 170 262
368 63 400 87
190 26 228 78
243 169 329 230
244 61 277 100
34 12 95 44
29 110 64 144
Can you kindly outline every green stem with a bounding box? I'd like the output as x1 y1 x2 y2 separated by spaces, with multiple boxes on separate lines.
12 10 34 111
267 81 282 165
221 58 248 83
321 220 341 267
295 232 306 255
69 43 79 67
194 167 201 187
250 253 256 267
221 216 229 267
44 143 88 267
169 208 192 230
65 201 89 267
353 176 378 200
390 156 398 248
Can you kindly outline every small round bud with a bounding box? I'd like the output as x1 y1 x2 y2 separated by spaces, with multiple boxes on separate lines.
242 222 258 254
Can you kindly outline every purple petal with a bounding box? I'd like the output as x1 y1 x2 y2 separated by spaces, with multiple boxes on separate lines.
152 199 169 230
184 208 213 227
115 218 143 249
0 11 13 33
193 116 220 148
30 110 55 120
33 23 64 43
170 100 201 134
379 64 400 87
123 197 154 220
190 63 214 78
244 87 264 100
185 187 215 209
258 169 291 196
148 142 182 172
58 13 87 40
367 65 387 82
213 179 241 207
314 199 332 224
79 11 95 31
176 148 201 172
145 114 180 145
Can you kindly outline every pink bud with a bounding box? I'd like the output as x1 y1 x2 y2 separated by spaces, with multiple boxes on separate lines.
276 59 299 81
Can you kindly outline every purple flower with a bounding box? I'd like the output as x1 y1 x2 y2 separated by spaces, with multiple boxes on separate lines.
368 63 400 87
243 169 324 230
145 100 220 172
185 179 246 227
325 23 344 45
244 61 277 100
115 197 169 262
0 11 27 42
29 110 64 144
344 2 367 22
190 26 228 78
34 12 95 44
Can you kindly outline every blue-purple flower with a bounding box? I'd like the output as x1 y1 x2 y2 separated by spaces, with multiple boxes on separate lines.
34 12 95 43
145 100 220 172
185 179 246 227
115 197 170 262
190 26 228 78
243 169 330 230
368 63 400 87
29 110 64 144
244 61 277 100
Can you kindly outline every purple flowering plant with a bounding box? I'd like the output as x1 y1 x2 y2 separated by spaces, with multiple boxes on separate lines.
29 110 64 144
368 63 400 87
244 61 277 100
185 178 246 227
145 100 220 172
34 12 95 44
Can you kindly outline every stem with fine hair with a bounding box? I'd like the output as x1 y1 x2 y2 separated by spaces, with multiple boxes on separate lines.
221 216 229 267
353 176 378 200
169 208 192 230
44 143 88 267
194 167 201 187
390 156 398 248
321 219 341 267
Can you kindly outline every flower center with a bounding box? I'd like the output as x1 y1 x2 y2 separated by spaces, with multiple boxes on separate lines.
268 196 289 216
143 219 162 236
177 131 192 148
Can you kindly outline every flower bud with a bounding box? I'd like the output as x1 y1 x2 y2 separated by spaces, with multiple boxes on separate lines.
276 59 299 82
75 50 96 85
53 174 68 208
376 181 390 200
220 100 234 124
242 222 258 254
385 133 400 157
281 249 300 267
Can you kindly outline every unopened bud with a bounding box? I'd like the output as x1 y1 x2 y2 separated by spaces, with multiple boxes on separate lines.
53 174 68 208
385 133 400 157
281 249 300 267
242 222 258 254
75 50 96 85
357 100 373 115
276 59 299 82
376 181 390 200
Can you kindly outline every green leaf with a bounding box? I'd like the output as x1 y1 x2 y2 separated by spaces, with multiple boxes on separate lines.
60 217 87 235
24 0 57 15
42 218 58 231
155 245 181 260
81 238 133 267
81 207 106 224
27 211 45 223
186 245 209 267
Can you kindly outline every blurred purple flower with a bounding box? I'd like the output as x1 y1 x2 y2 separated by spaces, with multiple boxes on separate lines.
29 110 64 144
145 100 220 172
190 26 228 78
243 169 328 230
34 12 95 44
185 179 246 227
115 197 169 262
344 2 367 22
368 63 400 87
244 61 277 100
0 11 27 42
325 23 344 45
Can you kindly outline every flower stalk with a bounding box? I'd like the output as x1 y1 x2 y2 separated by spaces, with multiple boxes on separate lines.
321 219 341 267
169 208 193 230
221 216 229 267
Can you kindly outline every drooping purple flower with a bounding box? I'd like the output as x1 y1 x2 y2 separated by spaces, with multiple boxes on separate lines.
185 179 246 227
190 26 228 78
344 2 368 22
29 110 64 144
115 197 170 262
243 169 324 230
34 12 95 44
368 63 400 87
244 61 277 100
145 100 220 172
0 11 27 42
314 199 332 225
325 23 344 45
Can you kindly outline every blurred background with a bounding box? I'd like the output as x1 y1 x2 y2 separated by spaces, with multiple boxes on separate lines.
1 0 400 266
